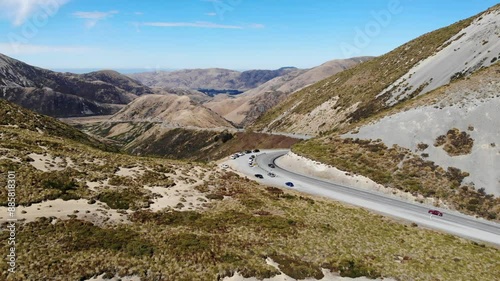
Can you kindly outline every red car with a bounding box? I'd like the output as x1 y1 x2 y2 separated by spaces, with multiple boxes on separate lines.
428 209 443 216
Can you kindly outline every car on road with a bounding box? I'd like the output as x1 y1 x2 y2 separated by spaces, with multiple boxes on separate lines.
237 152 245 156
220 164 229 169
230 154 238 159
285 182 294 187
268 164 276 168
267 172 276 178
246 150 252 154
249 155 256 159
253 149 260 153
428 210 443 216
255 174 264 179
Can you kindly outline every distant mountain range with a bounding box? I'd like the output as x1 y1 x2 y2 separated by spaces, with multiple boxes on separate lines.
128 67 299 91
0 53 369 125
0 54 153 117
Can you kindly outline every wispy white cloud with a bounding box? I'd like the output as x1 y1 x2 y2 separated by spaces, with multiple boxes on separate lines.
205 12 217 16
139 21 264 29
0 43 92 55
0 0 69 26
72 10 118 28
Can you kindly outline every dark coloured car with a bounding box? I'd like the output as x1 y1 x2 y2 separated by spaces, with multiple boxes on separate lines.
253 149 260 153
428 209 443 216
246 150 252 154
254 174 264 179
268 164 276 168
268 172 276 178
285 182 294 187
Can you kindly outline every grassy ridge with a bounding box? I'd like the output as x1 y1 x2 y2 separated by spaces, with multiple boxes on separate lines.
0 99 116 152
252 13 476 132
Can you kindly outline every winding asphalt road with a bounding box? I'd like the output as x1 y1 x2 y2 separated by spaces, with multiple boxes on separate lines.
226 150 500 246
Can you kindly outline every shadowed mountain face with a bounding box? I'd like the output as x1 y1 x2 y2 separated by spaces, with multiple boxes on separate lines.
0 54 154 117
0 98 115 151
128 67 299 91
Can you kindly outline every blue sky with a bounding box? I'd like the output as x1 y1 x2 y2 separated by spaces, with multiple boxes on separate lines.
0 0 498 71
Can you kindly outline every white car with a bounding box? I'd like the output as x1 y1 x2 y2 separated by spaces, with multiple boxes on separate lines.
220 164 229 169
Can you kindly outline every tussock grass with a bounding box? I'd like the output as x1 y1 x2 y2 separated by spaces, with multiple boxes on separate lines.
0 126 189 207
3 171 499 280
293 138 500 220
434 128 474 156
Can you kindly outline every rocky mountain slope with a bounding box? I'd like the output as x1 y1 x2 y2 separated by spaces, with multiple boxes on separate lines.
343 63 500 196
253 5 500 135
0 97 498 280
0 54 154 117
205 57 372 126
129 67 298 91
